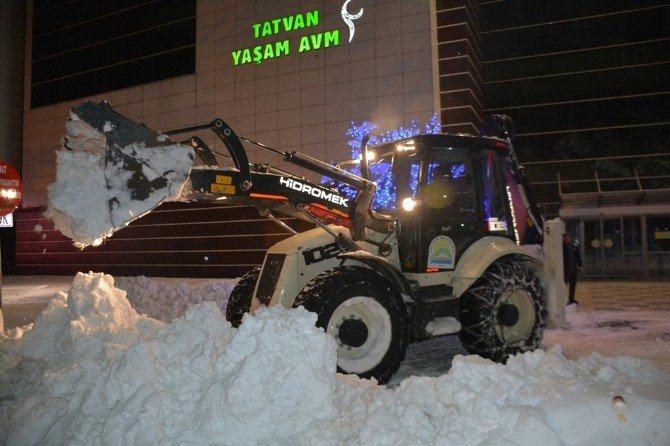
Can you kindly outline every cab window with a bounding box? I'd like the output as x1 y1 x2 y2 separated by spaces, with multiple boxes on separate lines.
479 150 515 240
424 147 475 216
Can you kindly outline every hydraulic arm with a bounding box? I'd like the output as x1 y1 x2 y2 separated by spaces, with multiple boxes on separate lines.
68 101 390 245
480 114 544 242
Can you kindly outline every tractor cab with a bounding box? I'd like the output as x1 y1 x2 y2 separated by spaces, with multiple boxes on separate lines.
366 134 530 273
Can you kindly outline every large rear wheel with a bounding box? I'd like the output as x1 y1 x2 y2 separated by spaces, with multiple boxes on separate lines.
294 266 409 384
225 266 261 328
459 258 546 362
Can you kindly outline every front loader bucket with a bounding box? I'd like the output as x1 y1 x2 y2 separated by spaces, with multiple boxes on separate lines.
47 101 194 247
65 101 192 201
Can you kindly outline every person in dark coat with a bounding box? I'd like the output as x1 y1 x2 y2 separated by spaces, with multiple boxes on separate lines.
563 231 583 305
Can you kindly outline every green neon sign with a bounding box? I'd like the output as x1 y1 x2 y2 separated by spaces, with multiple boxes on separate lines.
232 40 290 66
252 11 319 38
231 31 340 66
231 6 357 66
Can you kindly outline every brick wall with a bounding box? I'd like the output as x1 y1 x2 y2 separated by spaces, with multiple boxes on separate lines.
14 203 310 278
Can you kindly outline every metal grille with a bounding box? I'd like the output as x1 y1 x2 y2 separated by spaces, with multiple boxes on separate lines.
256 254 286 304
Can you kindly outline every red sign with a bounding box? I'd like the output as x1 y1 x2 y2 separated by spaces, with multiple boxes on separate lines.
0 160 22 217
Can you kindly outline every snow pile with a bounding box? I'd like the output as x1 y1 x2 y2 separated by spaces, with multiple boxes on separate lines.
115 276 238 322
0 272 337 445
348 349 669 445
2 273 669 445
46 112 193 248
338 356 564 444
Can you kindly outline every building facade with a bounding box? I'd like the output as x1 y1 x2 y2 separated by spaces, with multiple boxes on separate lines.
14 0 440 277
476 0 670 277
22 0 440 208
9 0 670 277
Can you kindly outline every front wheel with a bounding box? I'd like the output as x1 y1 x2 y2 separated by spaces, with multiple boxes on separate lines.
294 266 409 384
225 266 261 328
459 258 546 362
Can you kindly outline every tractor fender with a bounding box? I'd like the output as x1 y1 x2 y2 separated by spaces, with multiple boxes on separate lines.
337 251 413 299
265 225 350 308
451 236 542 297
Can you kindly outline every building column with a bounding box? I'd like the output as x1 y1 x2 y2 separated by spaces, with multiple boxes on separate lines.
435 0 484 135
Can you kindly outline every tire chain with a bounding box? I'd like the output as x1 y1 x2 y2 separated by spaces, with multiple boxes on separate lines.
459 258 546 362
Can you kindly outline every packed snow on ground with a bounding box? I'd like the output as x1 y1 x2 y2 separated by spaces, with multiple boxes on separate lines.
425 316 461 336
1 273 669 446
46 112 193 248
544 305 670 373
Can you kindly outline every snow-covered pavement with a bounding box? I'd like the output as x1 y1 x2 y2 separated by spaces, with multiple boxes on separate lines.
1 273 669 445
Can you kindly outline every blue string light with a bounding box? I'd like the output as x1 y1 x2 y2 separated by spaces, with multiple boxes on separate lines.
346 113 441 161
451 163 466 179
325 113 441 210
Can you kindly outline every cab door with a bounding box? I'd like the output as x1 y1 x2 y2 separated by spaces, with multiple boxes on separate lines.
396 144 516 273
419 146 482 271
396 144 484 272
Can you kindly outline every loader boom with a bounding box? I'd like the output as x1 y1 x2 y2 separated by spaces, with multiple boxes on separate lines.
65 101 391 247
480 114 544 242
177 119 384 237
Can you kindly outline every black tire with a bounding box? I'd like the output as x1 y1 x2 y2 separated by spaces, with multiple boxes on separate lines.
294 266 409 384
459 258 546 362
225 266 261 328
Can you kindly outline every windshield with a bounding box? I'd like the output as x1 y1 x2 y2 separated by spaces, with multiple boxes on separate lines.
423 147 472 213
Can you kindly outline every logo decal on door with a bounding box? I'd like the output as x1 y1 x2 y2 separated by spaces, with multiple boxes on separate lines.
427 236 456 270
